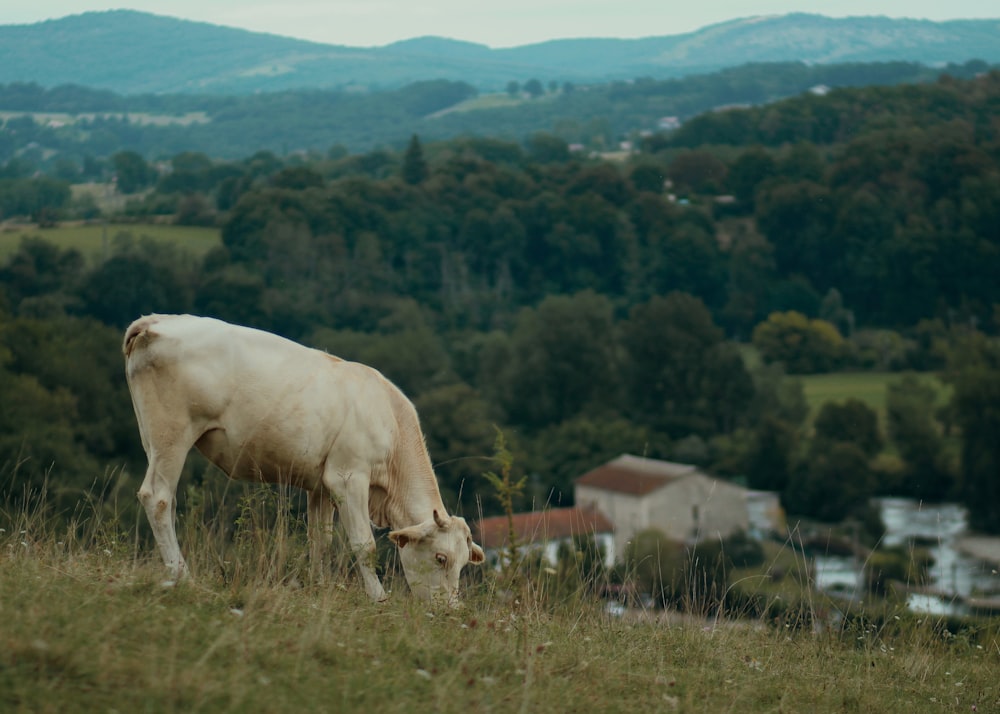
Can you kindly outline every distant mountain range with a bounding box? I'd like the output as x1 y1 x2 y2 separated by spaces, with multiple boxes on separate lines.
1 10 999 95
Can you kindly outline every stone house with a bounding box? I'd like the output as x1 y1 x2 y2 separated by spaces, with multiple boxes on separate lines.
574 454 751 561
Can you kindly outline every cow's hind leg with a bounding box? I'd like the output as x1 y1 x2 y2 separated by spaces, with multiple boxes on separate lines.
306 489 336 582
137 440 192 582
322 467 386 602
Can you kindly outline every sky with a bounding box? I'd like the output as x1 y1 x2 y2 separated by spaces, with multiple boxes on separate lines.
1 1 997 48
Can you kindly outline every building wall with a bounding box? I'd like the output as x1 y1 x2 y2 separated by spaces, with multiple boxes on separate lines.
484 532 616 570
577 475 750 561
649 474 750 543
575 485 647 561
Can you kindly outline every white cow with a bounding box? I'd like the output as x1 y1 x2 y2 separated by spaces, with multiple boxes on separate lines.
123 314 484 602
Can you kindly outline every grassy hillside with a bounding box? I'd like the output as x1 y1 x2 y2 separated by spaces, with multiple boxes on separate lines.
1 490 997 713
0 223 221 263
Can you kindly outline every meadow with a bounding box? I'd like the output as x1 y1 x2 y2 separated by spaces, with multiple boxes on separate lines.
1 484 997 714
0 222 221 264
800 370 949 426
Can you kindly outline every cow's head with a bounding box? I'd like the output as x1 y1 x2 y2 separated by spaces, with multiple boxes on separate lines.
389 510 485 604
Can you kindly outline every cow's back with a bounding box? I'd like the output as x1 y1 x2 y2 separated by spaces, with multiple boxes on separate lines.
124 314 399 489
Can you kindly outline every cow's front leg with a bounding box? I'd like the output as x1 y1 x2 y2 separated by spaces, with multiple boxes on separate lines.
323 468 386 602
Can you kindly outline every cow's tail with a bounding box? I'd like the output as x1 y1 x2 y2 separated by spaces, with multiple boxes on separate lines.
122 315 162 359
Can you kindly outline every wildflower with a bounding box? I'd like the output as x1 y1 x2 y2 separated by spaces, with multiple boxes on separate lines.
229 608 244 617
416 669 432 680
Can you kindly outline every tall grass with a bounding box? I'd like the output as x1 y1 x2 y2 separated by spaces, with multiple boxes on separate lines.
1 469 998 712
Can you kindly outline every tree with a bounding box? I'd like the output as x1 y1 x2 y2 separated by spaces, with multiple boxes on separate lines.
523 416 654 507
77 251 190 328
505 80 520 98
886 375 952 501
813 398 882 457
413 382 497 515
271 166 324 190
755 180 837 287
496 291 619 430
778 142 824 182
785 440 876 522
526 133 570 163
742 415 800 492
111 150 155 194
621 292 751 436
727 146 777 209
0 237 84 308
401 134 429 185
1 315 142 465
752 311 846 374
647 222 727 308
628 161 667 194
523 79 544 98
950 343 1000 533
667 150 727 194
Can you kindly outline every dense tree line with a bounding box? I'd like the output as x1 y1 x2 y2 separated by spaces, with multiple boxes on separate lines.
1 71 999 532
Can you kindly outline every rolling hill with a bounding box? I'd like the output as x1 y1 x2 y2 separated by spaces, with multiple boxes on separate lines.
1 10 998 94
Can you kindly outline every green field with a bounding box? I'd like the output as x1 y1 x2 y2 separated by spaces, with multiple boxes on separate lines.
799 371 950 426
0 223 221 263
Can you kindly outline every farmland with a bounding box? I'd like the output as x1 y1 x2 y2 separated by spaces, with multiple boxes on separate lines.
0 222 221 263
799 371 950 426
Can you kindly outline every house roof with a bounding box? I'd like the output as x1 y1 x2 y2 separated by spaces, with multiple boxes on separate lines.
474 505 614 549
574 454 699 496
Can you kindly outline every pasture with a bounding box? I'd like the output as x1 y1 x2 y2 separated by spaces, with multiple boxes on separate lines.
799 370 950 426
1 486 997 713
0 222 221 263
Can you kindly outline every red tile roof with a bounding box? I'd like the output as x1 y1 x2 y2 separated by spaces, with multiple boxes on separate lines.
574 454 698 496
474 505 614 549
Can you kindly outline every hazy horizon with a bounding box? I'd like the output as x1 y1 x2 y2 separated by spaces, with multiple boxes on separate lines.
1 1 998 48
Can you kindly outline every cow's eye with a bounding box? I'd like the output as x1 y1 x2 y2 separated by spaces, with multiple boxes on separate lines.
435 553 448 568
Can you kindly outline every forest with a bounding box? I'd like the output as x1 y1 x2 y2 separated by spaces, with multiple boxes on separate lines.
0 59 992 160
0 69 998 536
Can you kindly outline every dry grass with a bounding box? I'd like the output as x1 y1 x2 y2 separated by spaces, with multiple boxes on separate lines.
0 485 998 713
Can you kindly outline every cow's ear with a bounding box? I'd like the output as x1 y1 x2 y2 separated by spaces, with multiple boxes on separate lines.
389 520 436 549
469 541 486 565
